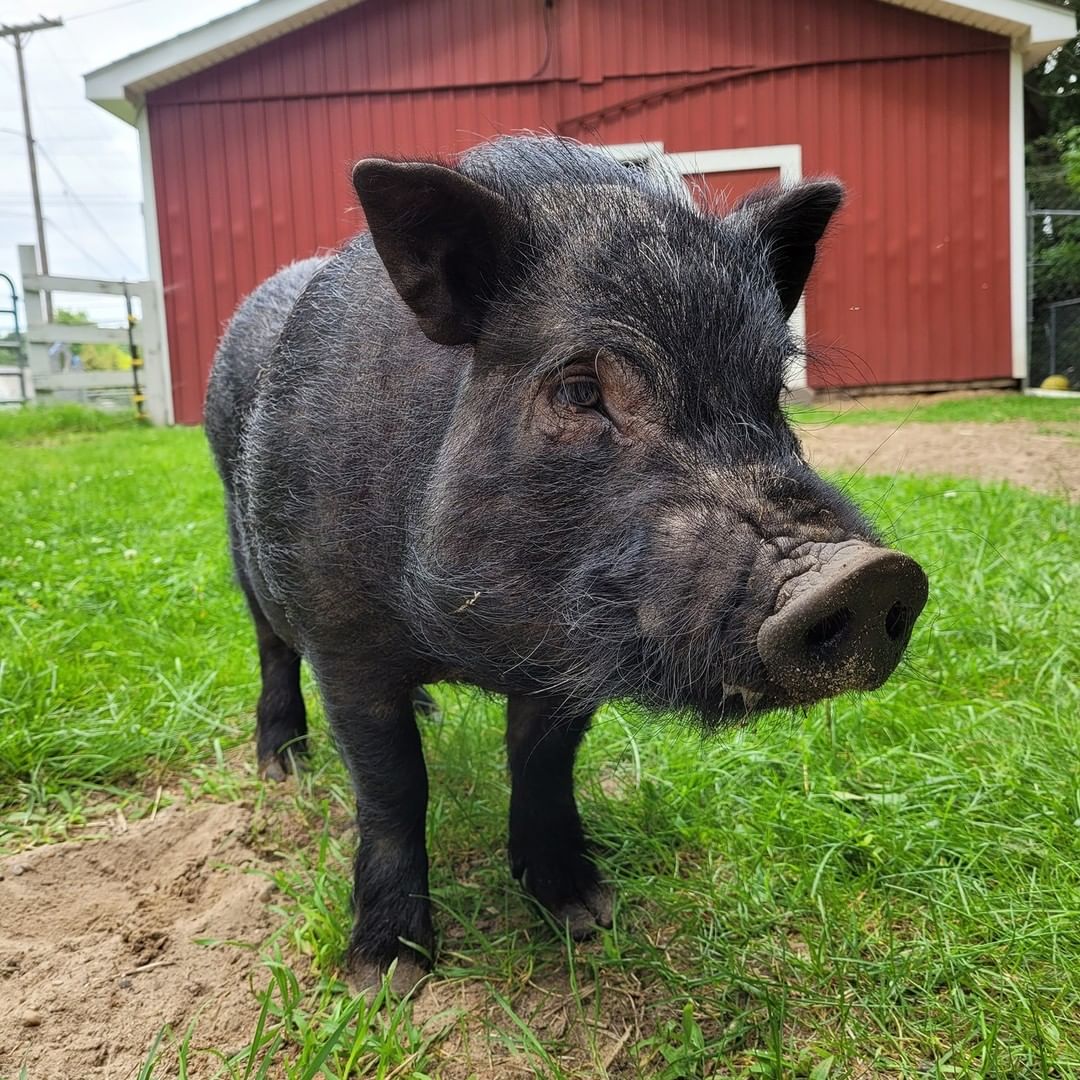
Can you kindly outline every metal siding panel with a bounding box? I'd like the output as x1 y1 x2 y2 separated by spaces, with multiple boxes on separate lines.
904 59 931 383
149 106 190 424
177 105 214 424
922 56 949 385
193 105 228 414
242 102 276 291
968 56 992 380
286 99 318 253
203 102 238 380
947 54 976 381
888 62 914 385
264 99 298 267
221 103 257 298
298 20 331 93
216 55 242 101
238 47 263 98
259 39 285 98
327 96 359 239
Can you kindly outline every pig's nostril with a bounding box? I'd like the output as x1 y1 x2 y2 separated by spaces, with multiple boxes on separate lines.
805 606 852 655
758 545 929 699
884 601 912 642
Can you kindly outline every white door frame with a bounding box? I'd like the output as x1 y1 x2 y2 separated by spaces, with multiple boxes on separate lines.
606 141 810 390
137 106 175 424
1008 48 1027 383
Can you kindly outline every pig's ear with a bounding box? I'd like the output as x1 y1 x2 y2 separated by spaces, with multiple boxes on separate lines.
352 158 512 346
738 180 843 319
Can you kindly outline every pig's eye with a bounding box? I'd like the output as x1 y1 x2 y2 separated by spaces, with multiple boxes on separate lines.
556 375 603 412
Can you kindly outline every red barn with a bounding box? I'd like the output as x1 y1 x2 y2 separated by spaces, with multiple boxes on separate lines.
87 0 1074 425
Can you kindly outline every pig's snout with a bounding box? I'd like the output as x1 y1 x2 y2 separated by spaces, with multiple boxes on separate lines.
757 545 928 700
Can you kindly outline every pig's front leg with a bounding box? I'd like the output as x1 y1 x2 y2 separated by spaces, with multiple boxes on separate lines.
313 658 434 993
506 696 613 938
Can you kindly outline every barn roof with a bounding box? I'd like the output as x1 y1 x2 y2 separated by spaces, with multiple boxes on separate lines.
86 0 1076 125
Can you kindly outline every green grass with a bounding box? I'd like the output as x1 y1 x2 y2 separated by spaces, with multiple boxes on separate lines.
2 405 1079 1078
0 400 140 443
787 390 1080 430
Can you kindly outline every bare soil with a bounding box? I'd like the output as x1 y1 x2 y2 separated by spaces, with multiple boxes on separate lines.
801 418 1078 500
0 803 277 1078
0 797 643 1079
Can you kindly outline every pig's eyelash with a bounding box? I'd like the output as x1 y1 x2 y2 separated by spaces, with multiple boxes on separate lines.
556 374 603 411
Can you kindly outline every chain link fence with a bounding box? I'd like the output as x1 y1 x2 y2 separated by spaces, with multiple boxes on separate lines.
1028 156 1080 388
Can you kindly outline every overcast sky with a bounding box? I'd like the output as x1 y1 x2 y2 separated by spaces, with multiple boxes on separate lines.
1 0 249 324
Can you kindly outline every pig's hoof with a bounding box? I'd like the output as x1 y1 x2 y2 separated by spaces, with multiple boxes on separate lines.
516 853 614 939
549 881 615 941
347 955 429 999
258 747 305 783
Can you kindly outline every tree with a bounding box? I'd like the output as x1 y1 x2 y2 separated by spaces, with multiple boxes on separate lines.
1025 8 1080 382
53 309 133 372
1026 1 1080 141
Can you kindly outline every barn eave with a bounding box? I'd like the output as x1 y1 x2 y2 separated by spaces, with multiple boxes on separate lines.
84 0 1076 126
85 0 364 124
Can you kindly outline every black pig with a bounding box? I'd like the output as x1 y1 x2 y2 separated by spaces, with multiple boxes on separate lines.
205 135 927 991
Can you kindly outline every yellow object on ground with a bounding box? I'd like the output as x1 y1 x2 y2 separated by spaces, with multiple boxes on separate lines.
1041 374 1071 390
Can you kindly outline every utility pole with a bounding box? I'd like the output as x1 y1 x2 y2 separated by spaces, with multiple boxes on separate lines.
2 17 63 321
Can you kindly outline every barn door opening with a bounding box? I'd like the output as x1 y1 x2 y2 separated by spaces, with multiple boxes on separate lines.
608 142 808 390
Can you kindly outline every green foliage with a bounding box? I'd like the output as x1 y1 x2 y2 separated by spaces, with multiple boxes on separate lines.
1026 14 1080 141
1061 125 1080 190
1029 131 1080 311
54 307 134 372
1027 24 1080 380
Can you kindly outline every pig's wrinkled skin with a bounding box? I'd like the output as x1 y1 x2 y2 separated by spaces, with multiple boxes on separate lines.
205 135 927 991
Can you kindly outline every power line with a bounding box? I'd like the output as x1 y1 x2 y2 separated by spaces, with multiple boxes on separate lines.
0 195 143 204
66 0 158 21
0 18 63 36
0 131 114 142
35 142 144 276
44 216 114 278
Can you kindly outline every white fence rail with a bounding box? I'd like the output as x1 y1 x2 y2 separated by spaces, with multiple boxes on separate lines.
18 244 168 424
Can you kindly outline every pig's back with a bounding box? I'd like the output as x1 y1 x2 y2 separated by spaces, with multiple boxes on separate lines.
205 255 328 492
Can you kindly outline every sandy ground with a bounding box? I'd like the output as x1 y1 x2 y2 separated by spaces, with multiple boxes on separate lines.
0 804 278 1078
802 418 1078 501
0 796 637 1079
2 408 1076 1078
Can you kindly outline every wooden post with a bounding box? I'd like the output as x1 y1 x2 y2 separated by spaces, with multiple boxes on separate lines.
18 244 52 383
134 283 168 425
2 18 63 321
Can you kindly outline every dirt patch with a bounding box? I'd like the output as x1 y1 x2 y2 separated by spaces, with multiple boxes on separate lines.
0 795 645 1079
0 802 278 1078
800 419 1078 500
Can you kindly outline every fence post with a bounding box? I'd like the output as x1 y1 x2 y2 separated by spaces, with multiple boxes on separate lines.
1027 204 1035 386
18 244 52 385
135 283 168 425
1050 305 1057 376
